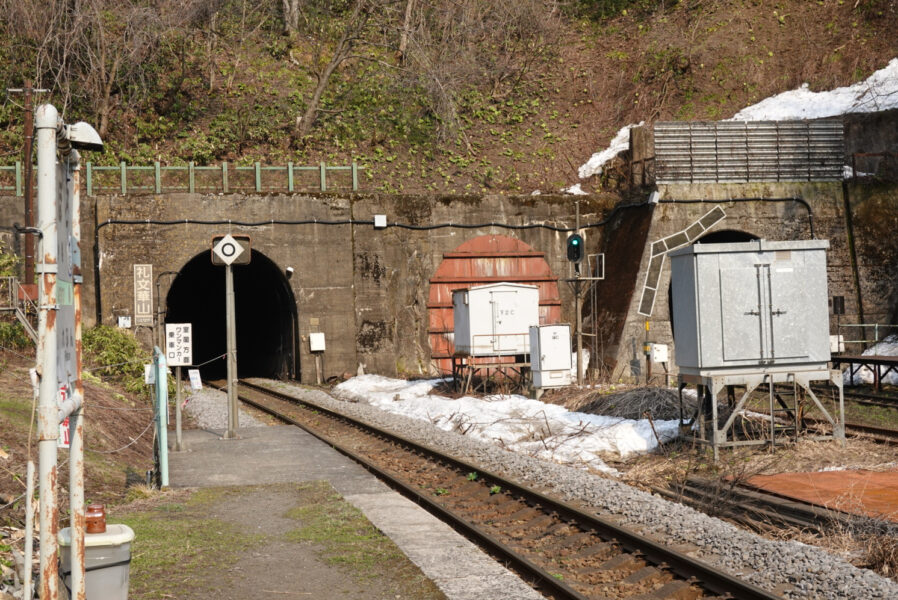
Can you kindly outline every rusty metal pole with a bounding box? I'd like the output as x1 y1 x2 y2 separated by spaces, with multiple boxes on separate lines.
35 103 60 600
69 154 86 600
575 202 583 385
23 81 35 284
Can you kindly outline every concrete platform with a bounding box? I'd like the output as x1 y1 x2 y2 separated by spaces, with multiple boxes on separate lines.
168 425 544 600
748 469 898 522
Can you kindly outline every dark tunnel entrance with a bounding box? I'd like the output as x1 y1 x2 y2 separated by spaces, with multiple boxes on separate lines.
165 250 298 380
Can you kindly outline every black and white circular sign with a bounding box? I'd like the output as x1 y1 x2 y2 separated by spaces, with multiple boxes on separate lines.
212 234 246 265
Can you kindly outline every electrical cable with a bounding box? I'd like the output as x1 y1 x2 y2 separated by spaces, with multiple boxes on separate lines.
93 418 155 454
94 200 651 233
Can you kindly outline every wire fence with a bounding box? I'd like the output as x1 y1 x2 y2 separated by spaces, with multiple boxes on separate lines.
0 161 363 196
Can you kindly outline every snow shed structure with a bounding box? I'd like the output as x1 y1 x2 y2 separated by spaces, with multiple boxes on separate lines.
427 234 562 374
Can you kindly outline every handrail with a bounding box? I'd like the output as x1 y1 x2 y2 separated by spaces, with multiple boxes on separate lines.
0 160 363 196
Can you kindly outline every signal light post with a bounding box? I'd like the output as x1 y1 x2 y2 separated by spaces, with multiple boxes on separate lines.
211 234 251 439
564 202 605 386
568 206 584 385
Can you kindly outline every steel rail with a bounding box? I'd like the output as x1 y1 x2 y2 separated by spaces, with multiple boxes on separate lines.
235 380 782 600
655 477 897 537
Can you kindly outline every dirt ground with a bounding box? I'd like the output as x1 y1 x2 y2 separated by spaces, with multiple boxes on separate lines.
0 349 156 517
114 483 446 600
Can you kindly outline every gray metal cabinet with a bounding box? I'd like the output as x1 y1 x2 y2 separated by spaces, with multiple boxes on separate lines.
670 240 831 374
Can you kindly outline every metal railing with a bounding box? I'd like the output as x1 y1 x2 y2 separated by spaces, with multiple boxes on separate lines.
0 276 38 342
0 160 363 196
836 323 898 346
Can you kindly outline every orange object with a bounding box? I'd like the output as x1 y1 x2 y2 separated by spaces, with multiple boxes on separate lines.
748 469 898 522
86 504 107 533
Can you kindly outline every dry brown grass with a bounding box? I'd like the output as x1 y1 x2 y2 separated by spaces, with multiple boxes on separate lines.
865 534 898 577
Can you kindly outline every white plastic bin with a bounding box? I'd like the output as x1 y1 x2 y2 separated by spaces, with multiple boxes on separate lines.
59 524 135 600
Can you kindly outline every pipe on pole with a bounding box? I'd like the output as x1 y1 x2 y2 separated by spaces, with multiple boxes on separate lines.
35 102 60 600
69 154 86 600
154 347 169 487
23 461 34 600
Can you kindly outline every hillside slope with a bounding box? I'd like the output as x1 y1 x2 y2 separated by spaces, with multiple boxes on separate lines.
0 0 896 194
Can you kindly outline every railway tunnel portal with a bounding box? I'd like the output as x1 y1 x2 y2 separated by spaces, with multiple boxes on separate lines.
71 183 896 384
164 249 299 380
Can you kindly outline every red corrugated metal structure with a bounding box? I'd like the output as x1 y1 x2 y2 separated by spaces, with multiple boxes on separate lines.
427 234 562 374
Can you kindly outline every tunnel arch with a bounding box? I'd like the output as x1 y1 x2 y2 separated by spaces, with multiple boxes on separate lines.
427 234 562 374
165 249 299 380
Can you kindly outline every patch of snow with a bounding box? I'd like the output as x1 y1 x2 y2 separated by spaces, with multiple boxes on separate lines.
578 122 643 179
842 334 898 385
563 183 588 195
731 58 898 121
530 189 541 195
575 58 898 188
335 375 683 474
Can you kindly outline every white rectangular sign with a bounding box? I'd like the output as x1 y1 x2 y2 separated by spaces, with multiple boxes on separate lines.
165 323 193 366
188 369 202 390
144 363 155 385
133 264 153 326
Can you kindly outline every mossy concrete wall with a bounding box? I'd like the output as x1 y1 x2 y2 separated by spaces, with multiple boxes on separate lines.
88 192 618 383
598 181 897 382
2 180 896 384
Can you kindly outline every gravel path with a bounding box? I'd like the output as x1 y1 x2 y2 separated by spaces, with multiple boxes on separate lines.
183 387 265 430
257 378 898 600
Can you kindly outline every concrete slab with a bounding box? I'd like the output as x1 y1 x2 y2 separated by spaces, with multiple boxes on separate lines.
168 426 385 495
346 492 544 600
168 425 544 599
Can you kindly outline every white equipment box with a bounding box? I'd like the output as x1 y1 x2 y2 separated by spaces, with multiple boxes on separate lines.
529 324 572 388
453 283 540 356
670 239 831 375
309 332 326 352
650 343 669 364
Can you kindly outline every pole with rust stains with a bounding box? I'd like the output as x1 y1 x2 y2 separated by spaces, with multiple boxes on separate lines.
35 102 60 600
6 81 47 284
68 153 86 600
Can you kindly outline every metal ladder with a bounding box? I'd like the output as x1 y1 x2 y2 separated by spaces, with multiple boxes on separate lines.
0 276 38 343
768 379 802 445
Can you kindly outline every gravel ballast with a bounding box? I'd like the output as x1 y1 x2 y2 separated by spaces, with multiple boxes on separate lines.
184 387 265 430
253 379 897 600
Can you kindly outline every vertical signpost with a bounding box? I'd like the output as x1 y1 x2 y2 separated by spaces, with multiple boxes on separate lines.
211 234 250 439
133 264 154 326
165 323 193 451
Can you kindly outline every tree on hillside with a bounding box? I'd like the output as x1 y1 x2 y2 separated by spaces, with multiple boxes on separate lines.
400 0 562 142
288 0 393 143
0 0 184 136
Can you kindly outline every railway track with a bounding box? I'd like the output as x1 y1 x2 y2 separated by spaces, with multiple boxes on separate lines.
653 477 898 537
810 384 898 410
225 379 780 600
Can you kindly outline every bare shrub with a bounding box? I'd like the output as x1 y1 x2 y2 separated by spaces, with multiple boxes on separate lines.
402 0 563 140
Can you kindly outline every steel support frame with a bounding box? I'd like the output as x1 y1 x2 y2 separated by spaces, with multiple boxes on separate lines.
678 368 845 461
